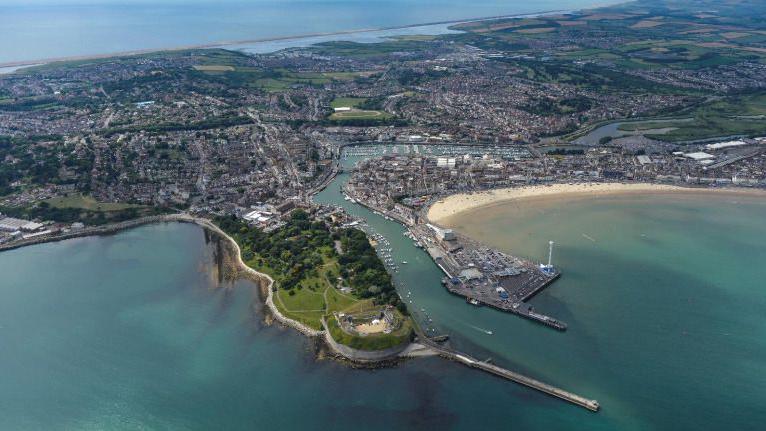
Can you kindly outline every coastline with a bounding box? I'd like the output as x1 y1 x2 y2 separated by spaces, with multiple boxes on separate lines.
427 183 766 223
201 218 325 338
0 213 422 360
0 213 323 338
0 10 571 69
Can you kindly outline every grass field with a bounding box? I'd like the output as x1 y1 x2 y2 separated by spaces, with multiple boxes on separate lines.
615 92 766 142
330 97 367 109
266 256 376 331
45 194 143 211
189 57 373 92
192 65 235 72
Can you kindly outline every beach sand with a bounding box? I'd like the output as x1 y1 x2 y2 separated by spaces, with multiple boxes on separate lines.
427 183 766 223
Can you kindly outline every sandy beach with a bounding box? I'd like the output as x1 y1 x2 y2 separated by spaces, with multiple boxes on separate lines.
427 183 766 223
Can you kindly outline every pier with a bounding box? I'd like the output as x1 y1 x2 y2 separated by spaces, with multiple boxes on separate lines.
441 274 567 330
409 221 568 330
413 325 599 412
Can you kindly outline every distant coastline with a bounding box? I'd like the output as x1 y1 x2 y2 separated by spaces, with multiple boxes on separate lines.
0 10 569 70
427 183 766 223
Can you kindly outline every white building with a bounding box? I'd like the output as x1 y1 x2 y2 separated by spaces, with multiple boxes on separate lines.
0 217 43 232
684 152 715 161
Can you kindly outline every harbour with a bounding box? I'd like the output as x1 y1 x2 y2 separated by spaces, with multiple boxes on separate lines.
319 146 596 409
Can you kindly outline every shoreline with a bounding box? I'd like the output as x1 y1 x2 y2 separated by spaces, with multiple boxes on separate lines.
427 183 766 223
0 213 421 360
0 213 322 337
0 9 573 69
201 218 325 338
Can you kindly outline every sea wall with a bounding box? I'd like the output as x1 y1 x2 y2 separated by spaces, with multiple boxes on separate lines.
321 319 410 362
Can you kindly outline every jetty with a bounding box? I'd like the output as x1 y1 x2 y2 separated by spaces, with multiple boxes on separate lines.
414 325 599 412
409 221 568 330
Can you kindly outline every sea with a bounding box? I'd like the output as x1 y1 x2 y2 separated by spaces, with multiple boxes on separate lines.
0 0 606 65
2 145 765 429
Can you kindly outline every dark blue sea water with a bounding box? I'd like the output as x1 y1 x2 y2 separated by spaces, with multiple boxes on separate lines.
0 0 604 64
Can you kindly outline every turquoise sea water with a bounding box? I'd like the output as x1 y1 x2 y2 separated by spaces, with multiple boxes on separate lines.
2 174 766 429
0 0 604 64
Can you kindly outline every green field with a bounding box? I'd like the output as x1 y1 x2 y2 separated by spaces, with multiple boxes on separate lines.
189 59 371 92
615 92 766 142
270 258 376 330
45 194 143 211
330 97 367 109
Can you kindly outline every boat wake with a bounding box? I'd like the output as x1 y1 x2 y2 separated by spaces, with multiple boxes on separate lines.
467 324 493 335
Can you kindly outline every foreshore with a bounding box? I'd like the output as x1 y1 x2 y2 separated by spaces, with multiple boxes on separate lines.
427 183 766 223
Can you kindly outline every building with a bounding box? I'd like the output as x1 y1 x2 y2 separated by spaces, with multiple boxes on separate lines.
427 223 456 241
684 152 715 161
0 216 43 232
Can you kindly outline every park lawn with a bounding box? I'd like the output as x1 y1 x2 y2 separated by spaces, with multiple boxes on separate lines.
253 78 293 92
45 194 143 211
325 287 371 314
266 253 369 330
330 97 367 109
277 285 325 311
